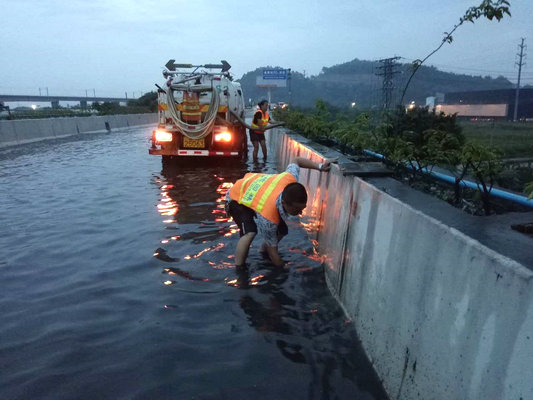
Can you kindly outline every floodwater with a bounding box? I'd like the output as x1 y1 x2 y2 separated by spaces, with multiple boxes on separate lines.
0 126 388 400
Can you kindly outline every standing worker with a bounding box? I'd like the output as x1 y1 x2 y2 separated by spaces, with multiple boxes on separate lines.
226 156 333 268
249 100 282 162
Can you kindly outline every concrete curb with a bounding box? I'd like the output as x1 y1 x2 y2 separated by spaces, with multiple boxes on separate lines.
0 114 158 148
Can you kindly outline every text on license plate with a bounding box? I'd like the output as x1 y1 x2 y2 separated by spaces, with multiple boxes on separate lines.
183 137 205 148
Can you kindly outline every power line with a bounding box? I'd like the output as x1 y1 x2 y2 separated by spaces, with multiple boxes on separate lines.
399 57 529 76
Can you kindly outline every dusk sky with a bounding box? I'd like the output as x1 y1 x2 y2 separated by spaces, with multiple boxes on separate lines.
1 0 531 100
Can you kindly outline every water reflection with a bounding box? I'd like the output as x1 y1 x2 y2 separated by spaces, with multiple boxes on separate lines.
162 266 210 282
148 155 387 399
152 159 248 271
233 264 387 399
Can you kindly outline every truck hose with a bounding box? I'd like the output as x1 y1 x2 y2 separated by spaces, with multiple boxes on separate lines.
166 80 220 139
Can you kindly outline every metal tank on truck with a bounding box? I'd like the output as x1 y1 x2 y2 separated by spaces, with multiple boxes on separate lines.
149 60 247 164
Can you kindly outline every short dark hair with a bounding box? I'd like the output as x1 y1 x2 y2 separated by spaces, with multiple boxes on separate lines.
282 182 307 205
258 100 268 107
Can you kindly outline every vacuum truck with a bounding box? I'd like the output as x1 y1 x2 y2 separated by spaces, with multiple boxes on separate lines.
149 60 247 163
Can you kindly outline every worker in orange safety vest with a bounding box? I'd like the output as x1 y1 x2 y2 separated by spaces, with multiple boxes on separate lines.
249 100 283 162
226 156 333 268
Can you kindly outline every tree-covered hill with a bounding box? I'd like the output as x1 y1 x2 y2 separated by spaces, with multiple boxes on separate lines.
237 58 513 109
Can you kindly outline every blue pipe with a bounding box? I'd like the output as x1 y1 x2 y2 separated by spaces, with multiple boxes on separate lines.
363 149 533 209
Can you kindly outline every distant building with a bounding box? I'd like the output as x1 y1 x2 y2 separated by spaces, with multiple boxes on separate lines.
425 96 436 108
435 88 533 120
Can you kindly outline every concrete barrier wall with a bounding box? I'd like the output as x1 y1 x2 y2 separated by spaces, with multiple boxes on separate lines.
0 114 157 148
274 130 533 400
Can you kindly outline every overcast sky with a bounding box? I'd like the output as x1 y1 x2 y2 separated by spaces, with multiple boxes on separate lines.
1 0 531 99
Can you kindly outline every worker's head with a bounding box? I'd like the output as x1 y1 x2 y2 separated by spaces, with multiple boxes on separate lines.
281 182 307 216
258 100 268 111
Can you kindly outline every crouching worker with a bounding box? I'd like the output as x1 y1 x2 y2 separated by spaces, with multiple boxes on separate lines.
226 157 333 268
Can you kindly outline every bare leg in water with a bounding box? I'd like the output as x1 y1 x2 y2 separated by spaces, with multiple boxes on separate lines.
252 140 260 162
259 139 267 161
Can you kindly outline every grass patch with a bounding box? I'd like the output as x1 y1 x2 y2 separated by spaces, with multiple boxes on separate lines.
459 121 533 158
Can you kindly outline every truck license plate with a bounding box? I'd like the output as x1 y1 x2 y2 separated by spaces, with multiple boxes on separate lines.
183 137 204 148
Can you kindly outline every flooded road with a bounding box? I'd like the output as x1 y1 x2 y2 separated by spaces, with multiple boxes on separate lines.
0 126 387 399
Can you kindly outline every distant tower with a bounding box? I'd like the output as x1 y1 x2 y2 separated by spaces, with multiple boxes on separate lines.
513 38 527 122
375 57 401 110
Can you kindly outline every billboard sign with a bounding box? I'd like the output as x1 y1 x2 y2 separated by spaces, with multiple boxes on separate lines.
263 69 287 80
257 69 288 88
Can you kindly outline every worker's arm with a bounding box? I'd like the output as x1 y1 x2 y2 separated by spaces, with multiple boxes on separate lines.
265 245 284 267
229 110 283 131
291 157 335 171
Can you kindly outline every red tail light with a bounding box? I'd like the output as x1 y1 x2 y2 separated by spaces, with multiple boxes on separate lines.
155 129 173 142
214 131 232 142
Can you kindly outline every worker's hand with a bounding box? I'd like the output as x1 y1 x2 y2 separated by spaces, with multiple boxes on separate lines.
319 158 337 172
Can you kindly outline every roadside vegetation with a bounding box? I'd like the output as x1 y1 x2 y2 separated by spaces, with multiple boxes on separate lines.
273 102 533 215
459 121 533 158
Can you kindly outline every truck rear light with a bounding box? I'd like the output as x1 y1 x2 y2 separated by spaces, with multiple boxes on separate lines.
155 129 173 142
214 131 232 142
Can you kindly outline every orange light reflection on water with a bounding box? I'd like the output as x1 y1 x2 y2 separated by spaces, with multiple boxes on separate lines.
182 243 226 260
155 173 239 280
157 190 178 217
224 273 265 288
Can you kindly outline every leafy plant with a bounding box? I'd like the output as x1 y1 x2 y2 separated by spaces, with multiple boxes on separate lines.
379 107 464 180
331 113 372 153
525 182 533 199
461 142 503 215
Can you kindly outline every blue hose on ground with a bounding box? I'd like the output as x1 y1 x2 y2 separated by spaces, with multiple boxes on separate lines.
363 149 533 209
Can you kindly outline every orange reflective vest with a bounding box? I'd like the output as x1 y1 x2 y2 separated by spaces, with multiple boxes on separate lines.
229 172 296 224
250 109 269 133
181 92 201 122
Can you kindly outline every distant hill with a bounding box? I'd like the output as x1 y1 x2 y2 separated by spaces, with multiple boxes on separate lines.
237 58 513 109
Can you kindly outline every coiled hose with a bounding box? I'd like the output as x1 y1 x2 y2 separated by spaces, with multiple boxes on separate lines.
166 79 220 139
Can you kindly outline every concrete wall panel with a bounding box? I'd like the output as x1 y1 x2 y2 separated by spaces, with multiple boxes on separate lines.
0 114 157 148
274 129 533 400
13 119 53 143
0 120 19 146
50 118 78 137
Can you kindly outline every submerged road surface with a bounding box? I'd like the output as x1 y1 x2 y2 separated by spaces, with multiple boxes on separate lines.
0 126 388 399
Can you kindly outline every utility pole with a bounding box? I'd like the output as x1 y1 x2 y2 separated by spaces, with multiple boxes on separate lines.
513 38 526 122
375 57 401 110
287 68 292 105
